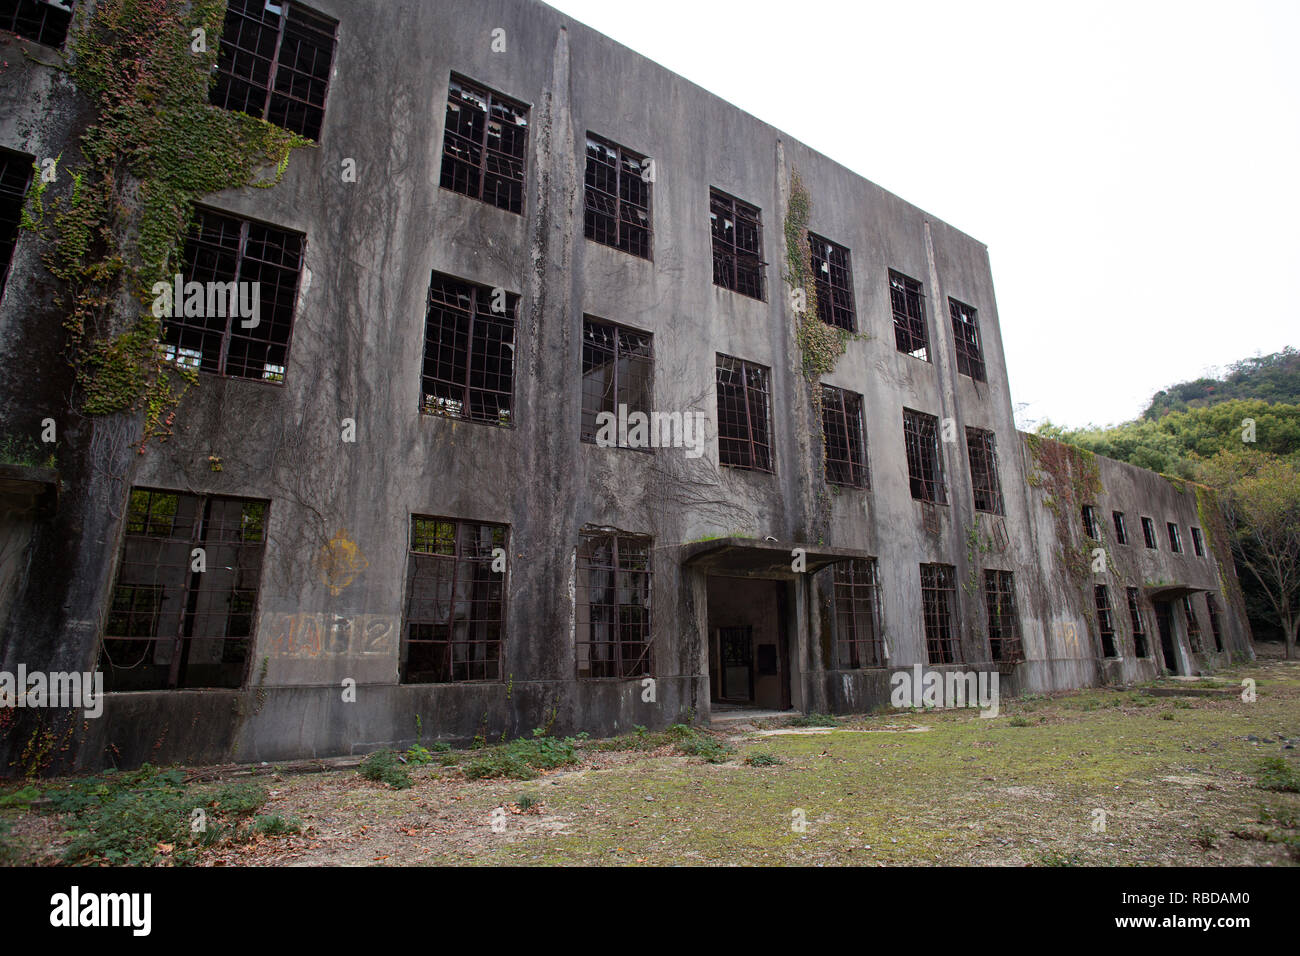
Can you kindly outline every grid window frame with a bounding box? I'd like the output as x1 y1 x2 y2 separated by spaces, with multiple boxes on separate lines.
1182 594 1203 653
889 269 929 361
821 384 869 488
1126 586 1150 658
1167 522 1183 553
420 272 517 427
584 132 652 259
160 206 304 384
949 297 986 382
575 532 654 680
1190 526 1205 557
831 558 884 669
920 563 960 665
0 0 74 48
716 353 773 473
1141 516 1158 549
1205 593 1224 652
1082 504 1101 540
99 488 268 691
580 316 654 448
1094 584 1118 658
808 232 856 331
210 0 338 142
0 148 33 301
984 569 1023 663
400 515 508 684
710 187 766 300
439 73 530 215
1113 510 1128 545
903 408 946 504
965 426 1003 515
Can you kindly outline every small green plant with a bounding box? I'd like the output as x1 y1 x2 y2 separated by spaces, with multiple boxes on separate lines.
406 744 434 766
461 730 580 781
1193 825 1217 850
675 731 735 764
1036 850 1082 866
1009 715 1032 727
359 750 412 790
744 751 783 767
1173 698 1192 709
786 713 837 728
514 793 539 812
0 785 41 809
1254 756 1300 793
253 814 303 836
1160 711 1176 721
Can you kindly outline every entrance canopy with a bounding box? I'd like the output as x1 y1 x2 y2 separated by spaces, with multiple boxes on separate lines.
1144 583 1206 601
680 537 868 579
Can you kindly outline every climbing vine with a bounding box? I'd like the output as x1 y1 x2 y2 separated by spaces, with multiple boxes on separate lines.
1025 434 1103 580
21 0 311 449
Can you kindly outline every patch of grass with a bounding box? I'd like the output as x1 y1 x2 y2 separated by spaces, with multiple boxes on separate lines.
0 786 41 809
1193 825 1217 850
1254 756 1300 793
1008 715 1032 727
786 712 837 728
675 731 735 764
514 793 539 812
252 814 302 836
359 750 412 790
744 751 783 767
1160 711 1176 721
1036 850 1083 866
462 730 580 781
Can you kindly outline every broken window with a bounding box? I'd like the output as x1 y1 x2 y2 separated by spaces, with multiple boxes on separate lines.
920 563 959 664
576 533 652 679
99 489 267 691
421 273 516 426
581 317 653 447
889 270 929 361
160 207 303 382
716 354 772 472
833 558 884 668
821 385 869 488
1127 587 1149 658
965 427 1003 514
1182 595 1203 653
903 408 945 503
1113 510 1128 545
440 74 529 214
1082 504 1101 540
211 0 337 141
1190 526 1205 557
1094 584 1117 658
949 298 986 381
0 148 32 300
710 188 765 300
401 516 506 683
808 232 855 331
0 0 73 47
1141 516 1158 549
1205 593 1224 652
984 569 1022 663
1167 521 1183 553
584 133 651 258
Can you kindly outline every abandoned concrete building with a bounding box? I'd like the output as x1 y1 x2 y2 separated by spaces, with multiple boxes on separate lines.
0 0 1252 772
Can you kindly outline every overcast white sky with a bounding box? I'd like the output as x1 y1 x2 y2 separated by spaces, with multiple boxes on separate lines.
545 0 1300 429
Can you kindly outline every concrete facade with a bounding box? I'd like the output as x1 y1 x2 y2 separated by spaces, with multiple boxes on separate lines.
0 0 1252 773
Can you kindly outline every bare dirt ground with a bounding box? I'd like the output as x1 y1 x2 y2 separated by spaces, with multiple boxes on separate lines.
3 659 1298 866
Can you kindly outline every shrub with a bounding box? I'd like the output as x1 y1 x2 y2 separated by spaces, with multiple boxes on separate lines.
1255 756 1300 793
462 731 580 781
1009 715 1032 727
253 814 303 836
406 744 434 765
0 786 40 809
675 732 734 764
744 751 783 767
513 793 539 812
359 750 412 790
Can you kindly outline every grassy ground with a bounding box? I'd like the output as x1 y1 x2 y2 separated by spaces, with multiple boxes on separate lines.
2 660 1298 866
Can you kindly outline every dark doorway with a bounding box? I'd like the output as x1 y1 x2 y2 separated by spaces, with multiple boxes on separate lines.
707 577 791 709
1154 600 1179 673
718 626 753 702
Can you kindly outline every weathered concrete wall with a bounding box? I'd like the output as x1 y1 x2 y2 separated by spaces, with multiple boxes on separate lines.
0 0 1253 772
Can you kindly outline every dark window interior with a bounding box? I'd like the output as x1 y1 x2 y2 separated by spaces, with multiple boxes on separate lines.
890 270 929 361
576 533 652 679
809 232 855 330
581 317 653 446
440 74 529 214
921 563 959 664
584 133 651 258
710 188 765 300
821 385 869 487
833 558 883 668
716 354 772 472
904 408 945 503
421 273 516 426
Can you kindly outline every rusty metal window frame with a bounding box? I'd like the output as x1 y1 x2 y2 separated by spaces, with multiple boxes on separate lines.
1167 521 1183 553
821 384 869 488
889 270 929 361
99 488 267 691
1141 515 1158 549
1181 594 1203 653
984 569 1022 663
400 515 507 684
420 273 516 427
1205 593 1224 651
1082 504 1101 540
808 232 855 331
1127 586 1149 658
211 0 337 141
160 207 304 383
903 408 945 503
920 563 959 664
948 297 986 381
1190 526 1205 557
0 148 32 300
833 558 884 669
576 532 653 679
965 426 1003 514
1113 510 1128 545
1094 584 1118 658
580 316 654 447
716 353 773 472
439 73 529 215
584 132 651 259
0 0 73 48
710 188 765 300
